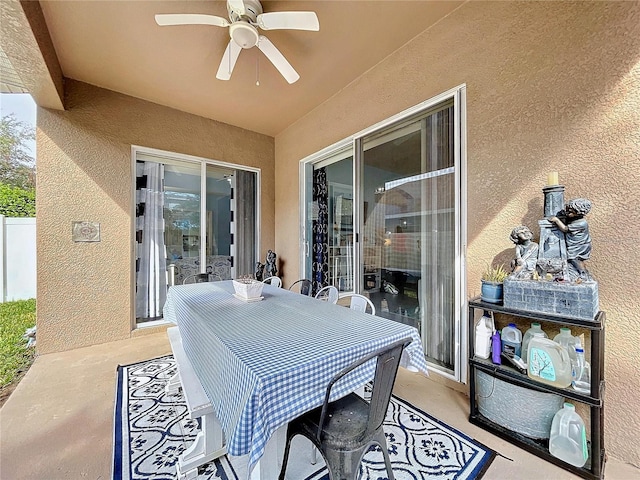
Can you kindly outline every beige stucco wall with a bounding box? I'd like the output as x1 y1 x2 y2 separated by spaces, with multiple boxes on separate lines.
274 1 640 466
36 80 275 354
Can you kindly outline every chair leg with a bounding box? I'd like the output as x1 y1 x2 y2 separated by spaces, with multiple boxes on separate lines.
278 428 294 480
374 430 395 480
323 446 364 480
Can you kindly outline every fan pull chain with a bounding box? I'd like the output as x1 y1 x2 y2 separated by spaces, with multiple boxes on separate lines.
256 53 260 86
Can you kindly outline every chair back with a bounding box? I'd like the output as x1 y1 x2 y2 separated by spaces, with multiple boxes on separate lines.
341 293 376 315
314 285 339 304
262 276 282 287
317 337 412 441
183 273 221 284
289 279 313 296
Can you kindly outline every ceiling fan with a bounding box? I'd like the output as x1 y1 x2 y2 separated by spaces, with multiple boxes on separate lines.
155 0 319 84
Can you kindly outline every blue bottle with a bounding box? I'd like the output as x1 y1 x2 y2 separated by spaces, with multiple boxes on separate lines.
491 330 502 365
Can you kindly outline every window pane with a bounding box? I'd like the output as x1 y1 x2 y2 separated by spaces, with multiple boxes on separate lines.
362 102 456 372
205 165 232 258
310 152 353 294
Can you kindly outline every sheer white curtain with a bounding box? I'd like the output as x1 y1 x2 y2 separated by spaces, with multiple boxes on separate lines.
135 162 167 319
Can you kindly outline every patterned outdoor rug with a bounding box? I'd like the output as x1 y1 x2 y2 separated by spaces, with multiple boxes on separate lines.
113 356 494 480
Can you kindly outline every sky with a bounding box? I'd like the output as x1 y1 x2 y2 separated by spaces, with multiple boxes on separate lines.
0 93 37 157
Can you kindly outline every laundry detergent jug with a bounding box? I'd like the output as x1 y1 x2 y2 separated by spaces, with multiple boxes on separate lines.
501 323 522 358
474 311 494 359
527 337 572 388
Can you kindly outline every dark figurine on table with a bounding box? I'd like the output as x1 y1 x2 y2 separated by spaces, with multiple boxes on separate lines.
549 198 592 281
255 261 265 281
509 225 539 279
265 249 278 278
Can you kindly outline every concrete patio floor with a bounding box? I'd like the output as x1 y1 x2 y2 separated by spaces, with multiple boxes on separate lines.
1 331 637 479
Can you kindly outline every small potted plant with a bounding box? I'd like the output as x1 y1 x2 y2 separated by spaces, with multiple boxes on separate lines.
481 264 509 304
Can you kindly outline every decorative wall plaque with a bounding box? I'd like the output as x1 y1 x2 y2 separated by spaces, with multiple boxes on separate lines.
72 221 100 242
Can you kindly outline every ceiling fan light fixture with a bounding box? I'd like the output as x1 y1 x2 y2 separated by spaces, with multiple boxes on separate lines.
156 0 318 83
229 22 259 49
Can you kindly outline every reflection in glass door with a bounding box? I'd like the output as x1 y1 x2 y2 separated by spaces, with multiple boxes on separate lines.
164 163 202 264
308 150 353 294
134 149 258 325
361 102 457 374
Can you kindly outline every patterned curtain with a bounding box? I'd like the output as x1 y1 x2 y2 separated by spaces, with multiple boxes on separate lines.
135 161 167 321
312 168 329 294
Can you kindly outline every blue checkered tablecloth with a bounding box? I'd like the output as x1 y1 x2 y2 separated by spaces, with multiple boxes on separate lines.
163 281 428 469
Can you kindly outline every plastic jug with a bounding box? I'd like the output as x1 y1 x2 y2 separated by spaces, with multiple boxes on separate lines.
553 327 578 363
522 323 548 363
549 403 589 467
572 340 591 393
527 337 572 387
501 323 523 358
474 311 494 359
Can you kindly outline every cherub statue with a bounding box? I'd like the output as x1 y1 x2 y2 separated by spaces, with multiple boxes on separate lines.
265 250 278 278
549 198 592 280
509 225 539 279
254 261 265 281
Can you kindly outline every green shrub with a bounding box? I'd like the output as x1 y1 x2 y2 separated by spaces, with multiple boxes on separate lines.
0 183 35 217
0 299 36 387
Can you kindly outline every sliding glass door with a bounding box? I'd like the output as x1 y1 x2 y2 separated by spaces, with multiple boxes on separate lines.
134 148 259 325
361 102 457 373
306 149 353 294
301 88 465 379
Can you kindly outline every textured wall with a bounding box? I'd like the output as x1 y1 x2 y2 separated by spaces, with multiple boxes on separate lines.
274 1 640 466
37 80 275 354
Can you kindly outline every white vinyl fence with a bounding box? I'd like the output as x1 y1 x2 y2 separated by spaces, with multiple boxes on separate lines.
0 215 36 302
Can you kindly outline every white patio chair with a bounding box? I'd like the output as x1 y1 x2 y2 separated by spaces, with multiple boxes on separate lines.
314 285 339 304
339 293 376 315
262 276 282 287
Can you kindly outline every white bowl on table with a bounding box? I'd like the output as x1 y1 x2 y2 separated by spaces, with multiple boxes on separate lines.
232 279 264 300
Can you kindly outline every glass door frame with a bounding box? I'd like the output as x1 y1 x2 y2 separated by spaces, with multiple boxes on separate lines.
298 85 467 382
299 139 355 293
131 145 261 329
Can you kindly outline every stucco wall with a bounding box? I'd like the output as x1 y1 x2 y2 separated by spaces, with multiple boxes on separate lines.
274 1 640 466
37 80 275 354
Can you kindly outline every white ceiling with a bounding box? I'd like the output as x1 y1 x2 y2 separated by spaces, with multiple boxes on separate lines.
37 0 464 136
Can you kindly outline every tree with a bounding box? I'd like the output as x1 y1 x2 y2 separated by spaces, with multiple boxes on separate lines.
0 183 35 217
0 113 36 189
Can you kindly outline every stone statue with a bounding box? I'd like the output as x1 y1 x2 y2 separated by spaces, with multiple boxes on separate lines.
254 261 265 281
265 249 278 278
549 198 592 280
509 225 539 279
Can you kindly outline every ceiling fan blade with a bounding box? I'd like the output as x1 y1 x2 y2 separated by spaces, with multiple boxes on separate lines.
227 0 246 16
216 40 242 81
155 14 229 27
257 35 300 84
257 12 319 31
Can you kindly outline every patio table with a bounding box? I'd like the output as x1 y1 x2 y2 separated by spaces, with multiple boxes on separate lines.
163 280 428 474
